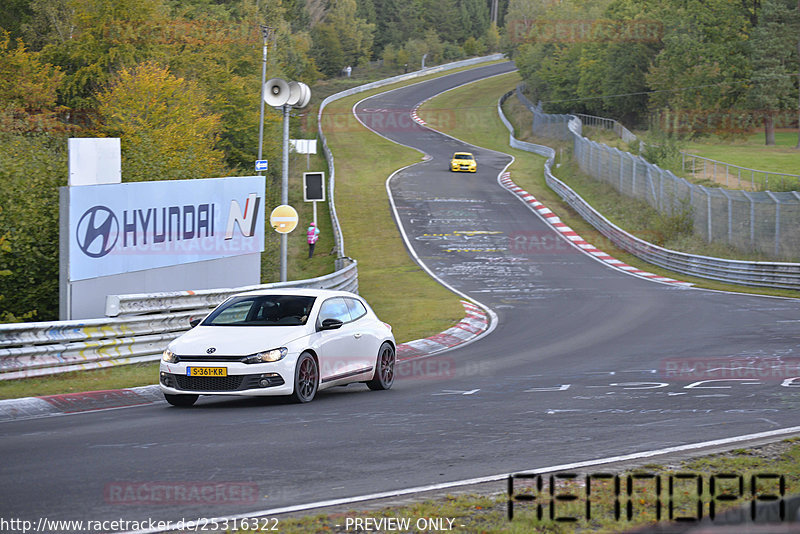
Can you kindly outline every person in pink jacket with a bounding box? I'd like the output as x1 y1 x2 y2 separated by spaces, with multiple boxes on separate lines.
307 222 320 258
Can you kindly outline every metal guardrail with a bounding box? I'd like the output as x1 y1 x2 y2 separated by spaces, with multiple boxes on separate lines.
0 262 358 380
574 113 638 145
499 91 800 291
105 261 358 316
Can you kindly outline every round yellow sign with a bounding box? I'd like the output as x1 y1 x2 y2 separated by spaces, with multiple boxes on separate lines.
270 205 299 234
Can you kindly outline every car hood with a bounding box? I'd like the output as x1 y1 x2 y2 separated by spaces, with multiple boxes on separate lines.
169 325 311 356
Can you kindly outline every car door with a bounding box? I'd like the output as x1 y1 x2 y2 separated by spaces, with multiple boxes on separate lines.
344 297 381 372
316 297 360 384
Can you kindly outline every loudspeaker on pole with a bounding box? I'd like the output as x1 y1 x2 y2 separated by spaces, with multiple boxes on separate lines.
287 81 311 108
264 78 290 107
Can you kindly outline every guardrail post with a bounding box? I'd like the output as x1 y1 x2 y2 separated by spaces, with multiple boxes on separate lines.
720 189 733 244
744 191 755 247
707 188 713 242
766 192 780 256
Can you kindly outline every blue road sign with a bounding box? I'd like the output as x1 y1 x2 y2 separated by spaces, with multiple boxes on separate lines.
255 160 269 172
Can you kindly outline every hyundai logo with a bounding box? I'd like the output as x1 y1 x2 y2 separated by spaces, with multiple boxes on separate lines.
206 347 216 354
76 206 119 258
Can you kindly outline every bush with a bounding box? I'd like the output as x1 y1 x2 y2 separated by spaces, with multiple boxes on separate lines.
0 133 66 321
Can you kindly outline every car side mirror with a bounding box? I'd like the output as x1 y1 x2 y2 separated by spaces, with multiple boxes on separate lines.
189 317 202 328
320 318 343 331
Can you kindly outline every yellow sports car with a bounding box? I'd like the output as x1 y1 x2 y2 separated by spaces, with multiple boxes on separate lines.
450 152 477 172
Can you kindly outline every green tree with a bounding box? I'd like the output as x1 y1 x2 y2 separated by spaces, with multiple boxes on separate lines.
312 0 375 74
0 0 33 42
20 0 77 50
573 0 662 124
747 0 799 144
0 134 66 322
97 61 228 181
327 0 376 66
646 0 752 134
460 0 490 41
0 31 66 133
485 22 501 52
373 0 423 54
37 0 168 109
311 23 346 76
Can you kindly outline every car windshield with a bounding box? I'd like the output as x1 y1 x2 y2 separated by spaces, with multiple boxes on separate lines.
454 154 473 160
203 295 316 326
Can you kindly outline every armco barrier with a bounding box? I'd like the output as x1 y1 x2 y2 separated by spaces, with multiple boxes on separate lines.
0 262 358 380
499 91 800 290
105 260 358 316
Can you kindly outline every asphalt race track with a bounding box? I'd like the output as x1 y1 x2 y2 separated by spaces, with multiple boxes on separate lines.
2 62 800 530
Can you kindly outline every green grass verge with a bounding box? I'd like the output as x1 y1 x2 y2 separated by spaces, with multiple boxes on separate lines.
0 62 506 400
686 132 800 178
0 363 161 400
418 72 800 299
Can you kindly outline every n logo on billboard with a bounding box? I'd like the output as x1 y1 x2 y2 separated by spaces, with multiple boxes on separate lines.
225 193 261 240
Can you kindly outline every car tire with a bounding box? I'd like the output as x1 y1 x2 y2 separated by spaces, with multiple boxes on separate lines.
164 393 198 407
291 352 319 403
367 343 395 391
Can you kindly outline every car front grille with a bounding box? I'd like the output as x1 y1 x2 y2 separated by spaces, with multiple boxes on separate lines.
175 374 244 391
163 373 285 392
176 355 246 363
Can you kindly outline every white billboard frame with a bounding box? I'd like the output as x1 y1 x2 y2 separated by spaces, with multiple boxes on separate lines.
60 176 266 319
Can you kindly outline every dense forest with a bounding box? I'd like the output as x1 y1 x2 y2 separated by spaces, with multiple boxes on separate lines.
506 0 800 143
1 0 798 322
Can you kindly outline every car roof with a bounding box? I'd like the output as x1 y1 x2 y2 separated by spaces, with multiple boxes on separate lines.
229 287 360 300
453 152 474 156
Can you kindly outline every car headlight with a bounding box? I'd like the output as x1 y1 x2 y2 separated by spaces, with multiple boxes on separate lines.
243 347 288 364
162 349 179 363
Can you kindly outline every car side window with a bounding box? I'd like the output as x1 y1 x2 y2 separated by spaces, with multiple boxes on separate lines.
318 298 352 324
345 298 367 322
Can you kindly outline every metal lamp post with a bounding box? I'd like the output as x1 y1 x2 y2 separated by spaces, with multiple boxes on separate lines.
257 25 273 176
263 78 312 282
